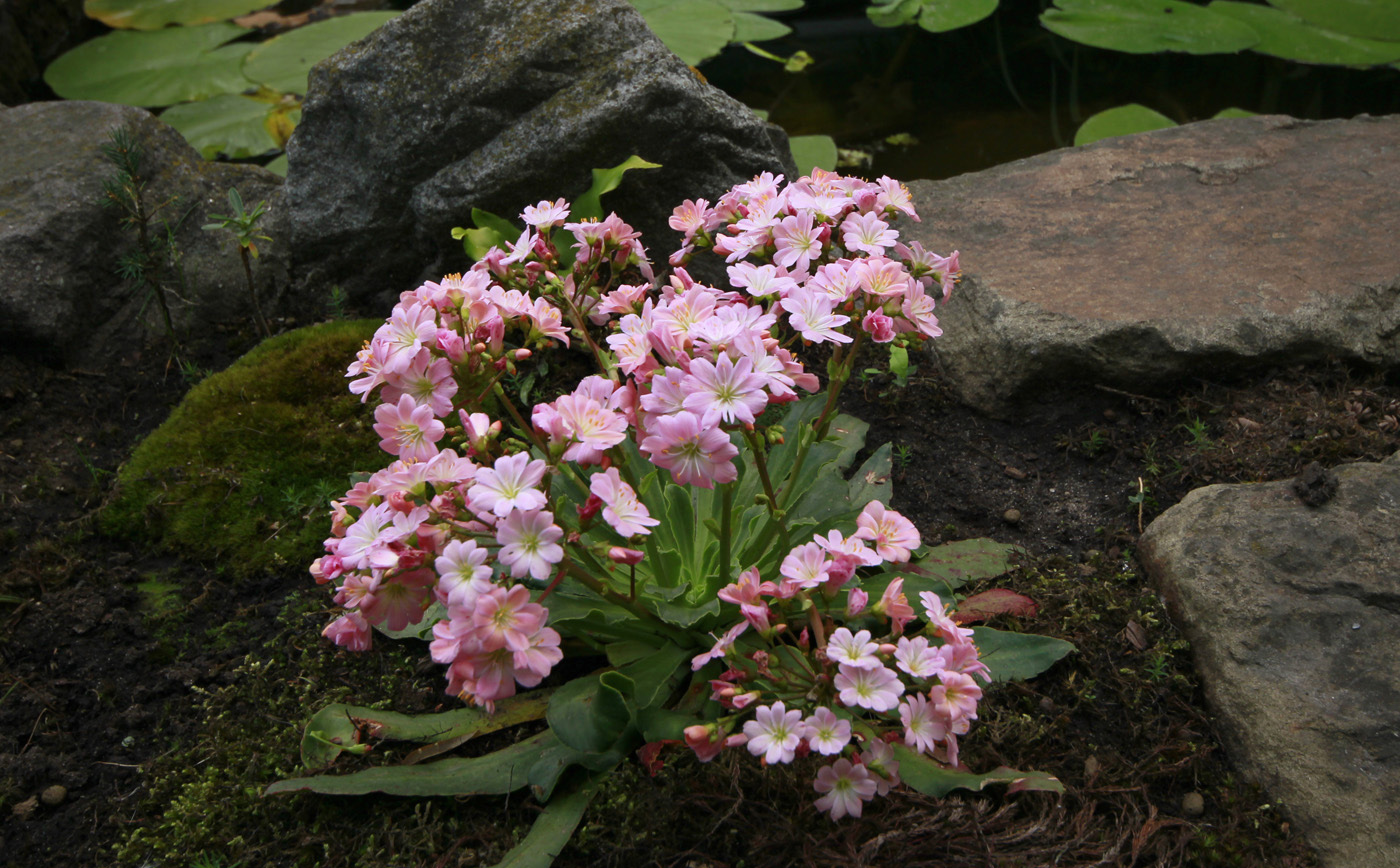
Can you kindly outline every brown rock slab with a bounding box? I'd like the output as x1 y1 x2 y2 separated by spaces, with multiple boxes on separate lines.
1139 455 1400 868
905 115 1400 416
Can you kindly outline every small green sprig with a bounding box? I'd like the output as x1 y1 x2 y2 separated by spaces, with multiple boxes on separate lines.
204 188 272 337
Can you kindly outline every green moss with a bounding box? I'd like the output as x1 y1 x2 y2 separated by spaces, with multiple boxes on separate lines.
102 320 384 578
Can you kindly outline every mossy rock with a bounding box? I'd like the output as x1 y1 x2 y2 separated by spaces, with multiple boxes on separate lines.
103 319 383 577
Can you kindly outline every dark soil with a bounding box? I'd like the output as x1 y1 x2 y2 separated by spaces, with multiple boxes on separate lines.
2 318 1397 867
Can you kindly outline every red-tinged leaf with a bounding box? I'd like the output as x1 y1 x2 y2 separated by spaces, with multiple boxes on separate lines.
953 588 1038 624
637 740 678 776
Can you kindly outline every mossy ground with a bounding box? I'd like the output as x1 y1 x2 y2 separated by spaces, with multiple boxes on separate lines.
100 319 384 578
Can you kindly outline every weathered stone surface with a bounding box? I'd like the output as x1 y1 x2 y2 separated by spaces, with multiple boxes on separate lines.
1138 456 1400 868
283 0 796 306
904 115 1400 417
0 101 291 364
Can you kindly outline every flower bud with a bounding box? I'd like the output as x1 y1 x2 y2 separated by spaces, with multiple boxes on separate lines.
607 546 645 565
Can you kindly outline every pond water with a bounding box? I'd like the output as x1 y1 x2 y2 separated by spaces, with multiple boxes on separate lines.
701 0 1400 181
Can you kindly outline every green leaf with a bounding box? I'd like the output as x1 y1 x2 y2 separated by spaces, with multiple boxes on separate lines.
618 642 689 709
1073 103 1177 146
633 0 736 65
869 0 998 33
892 745 1065 797
298 693 552 769
264 154 288 176
84 0 272 29
489 772 602 868
789 134 838 174
1213 106 1256 119
160 93 288 159
1266 0 1400 42
721 0 804 11
266 729 555 797
731 10 792 42
243 12 400 96
571 155 662 222
546 672 634 753
862 537 1020 601
1210 1 1400 64
44 22 253 106
1041 0 1260 54
971 626 1076 681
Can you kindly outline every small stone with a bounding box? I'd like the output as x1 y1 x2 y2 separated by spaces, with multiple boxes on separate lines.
11 795 37 818
40 785 66 806
1003 465 1028 480
1103 408 1118 421
1181 791 1205 817
9 439 21 450
1038 696 1054 713
1083 756 1100 779
1003 508 1022 525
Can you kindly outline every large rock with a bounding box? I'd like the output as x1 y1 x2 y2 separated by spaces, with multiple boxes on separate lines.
283 0 796 306
1138 454 1400 868
904 115 1400 417
0 101 291 364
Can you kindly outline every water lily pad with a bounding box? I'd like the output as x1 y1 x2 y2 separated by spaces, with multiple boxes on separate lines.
264 154 288 176
789 134 837 174
1210 1 1400 64
242 11 399 96
1042 0 1260 55
44 22 253 106
869 0 999 33
1074 103 1177 145
732 10 791 42
1213 106 1256 118
632 0 736 66
160 93 299 159
84 0 272 30
1266 0 1400 42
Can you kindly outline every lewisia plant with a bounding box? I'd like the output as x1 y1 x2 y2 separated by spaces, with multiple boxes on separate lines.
307 169 1037 824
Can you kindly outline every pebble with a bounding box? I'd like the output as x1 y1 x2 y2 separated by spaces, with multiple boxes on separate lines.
1083 756 1100 779
1003 465 1028 480
1181 791 1205 817
40 785 67 807
1003 508 1022 525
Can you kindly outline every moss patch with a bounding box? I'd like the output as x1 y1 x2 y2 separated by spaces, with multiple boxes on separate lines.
102 320 383 578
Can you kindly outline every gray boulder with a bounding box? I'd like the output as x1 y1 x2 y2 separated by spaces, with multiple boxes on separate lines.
1139 456 1400 868
0 101 291 364
903 115 1400 417
282 0 796 306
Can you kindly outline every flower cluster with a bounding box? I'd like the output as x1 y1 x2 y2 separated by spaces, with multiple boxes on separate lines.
686 499 989 819
312 168 967 817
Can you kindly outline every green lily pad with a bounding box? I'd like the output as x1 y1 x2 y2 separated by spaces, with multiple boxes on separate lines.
1042 0 1260 55
869 0 999 33
789 133 837 175
84 0 272 30
264 154 288 176
632 0 736 66
1211 1 1400 64
1266 0 1400 42
1074 103 1177 145
44 22 254 106
732 10 791 42
242 11 399 96
1212 106 1256 119
160 93 294 159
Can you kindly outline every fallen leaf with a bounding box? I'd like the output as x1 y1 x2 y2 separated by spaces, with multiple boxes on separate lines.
952 588 1038 624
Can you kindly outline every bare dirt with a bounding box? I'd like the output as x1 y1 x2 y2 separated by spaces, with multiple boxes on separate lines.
2 319 1397 867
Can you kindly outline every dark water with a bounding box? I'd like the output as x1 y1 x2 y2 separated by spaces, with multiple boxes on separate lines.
701 0 1400 181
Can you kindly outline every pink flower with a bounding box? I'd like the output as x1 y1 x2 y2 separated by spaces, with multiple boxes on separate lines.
472 584 545 652
639 411 738 488
471 453 548 517
589 468 659 537
854 502 920 563
840 211 897 255
772 212 823 273
899 693 944 754
323 612 372 651
861 310 896 343
813 759 878 820
373 394 446 462
780 287 852 345
494 509 564 580
521 198 569 228
929 670 983 724
357 568 435 632
743 701 805 764
380 348 458 417
875 577 916 633
826 627 880 670
681 354 769 425
834 663 904 711
803 707 852 756
893 635 943 680
691 621 749 671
